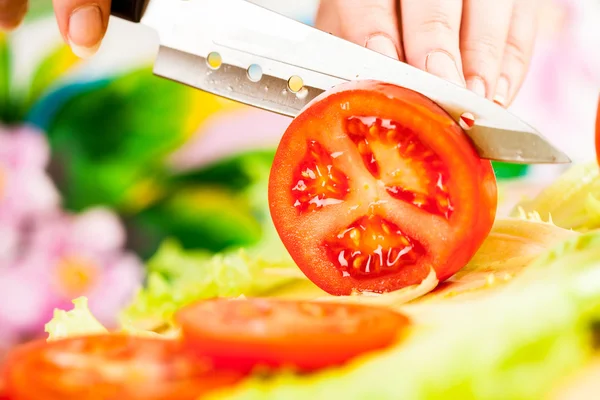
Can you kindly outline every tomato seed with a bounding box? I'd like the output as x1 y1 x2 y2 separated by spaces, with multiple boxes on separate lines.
291 140 350 213
343 116 452 218
324 215 425 279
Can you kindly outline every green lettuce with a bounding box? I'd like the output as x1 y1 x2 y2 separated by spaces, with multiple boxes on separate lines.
120 155 305 329
45 297 174 340
213 231 600 400
45 297 108 341
512 162 600 232
119 239 301 330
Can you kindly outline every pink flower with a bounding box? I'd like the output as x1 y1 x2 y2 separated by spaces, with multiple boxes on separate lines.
0 124 61 267
0 207 144 343
0 124 60 225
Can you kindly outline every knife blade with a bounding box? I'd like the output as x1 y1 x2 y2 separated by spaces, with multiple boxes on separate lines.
110 0 570 164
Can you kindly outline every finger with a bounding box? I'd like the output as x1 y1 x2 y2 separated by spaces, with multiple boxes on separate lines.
332 0 404 61
401 0 465 86
494 0 540 107
0 0 28 31
52 0 111 58
460 0 515 99
315 0 341 36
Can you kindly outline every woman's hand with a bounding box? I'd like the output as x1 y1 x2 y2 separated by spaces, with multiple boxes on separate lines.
1 0 541 107
1 0 110 58
316 0 542 107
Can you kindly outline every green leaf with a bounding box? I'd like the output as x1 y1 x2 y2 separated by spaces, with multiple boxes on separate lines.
0 33 11 122
126 150 277 258
121 151 300 329
46 67 229 212
51 154 168 214
120 237 299 331
511 162 600 232
137 185 263 254
26 44 80 112
25 0 54 22
172 149 276 192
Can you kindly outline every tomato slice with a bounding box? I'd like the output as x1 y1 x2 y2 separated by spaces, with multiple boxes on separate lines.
2 334 243 400
176 297 410 372
269 80 497 295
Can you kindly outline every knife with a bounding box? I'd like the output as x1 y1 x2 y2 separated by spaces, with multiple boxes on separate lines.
109 0 570 164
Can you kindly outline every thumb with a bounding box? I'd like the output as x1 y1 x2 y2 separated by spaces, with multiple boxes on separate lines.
53 0 111 58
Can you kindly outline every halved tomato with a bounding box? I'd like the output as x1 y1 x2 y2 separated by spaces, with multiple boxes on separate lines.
176 297 410 372
269 80 497 295
2 334 243 400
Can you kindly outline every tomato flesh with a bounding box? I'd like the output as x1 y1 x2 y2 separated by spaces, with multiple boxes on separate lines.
269 80 497 295
345 116 452 218
324 215 425 279
292 140 350 212
176 298 410 372
2 334 243 400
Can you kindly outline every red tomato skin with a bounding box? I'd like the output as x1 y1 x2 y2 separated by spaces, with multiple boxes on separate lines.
269 80 497 295
2 334 243 400
176 298 410 372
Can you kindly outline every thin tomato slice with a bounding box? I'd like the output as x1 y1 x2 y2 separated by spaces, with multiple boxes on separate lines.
2 334 243 400
176 297 410 372
269 80 497 295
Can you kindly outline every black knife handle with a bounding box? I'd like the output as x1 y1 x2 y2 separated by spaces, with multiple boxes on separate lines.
110 0 147 22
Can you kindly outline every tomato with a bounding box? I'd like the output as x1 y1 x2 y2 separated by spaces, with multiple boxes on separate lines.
176 297 410 371
2 334 243 400
595 95 600 167
269 80 497 295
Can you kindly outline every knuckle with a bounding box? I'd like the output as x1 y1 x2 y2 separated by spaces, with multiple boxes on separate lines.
503 38 529 69
419 11 456 36
355 0 392 15
341 0 397 39
462 34 504 61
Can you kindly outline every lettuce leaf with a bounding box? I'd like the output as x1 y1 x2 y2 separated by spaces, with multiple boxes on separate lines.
214 231 600 400
419 218 577 302
265 218 577 307
120 150 306 330
45 297 108 341
512 162 600 232
45 297 175 340
119 239 301 331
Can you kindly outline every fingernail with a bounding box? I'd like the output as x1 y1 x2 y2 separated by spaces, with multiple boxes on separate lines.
68 5 103 58
425 50 465 86
466 76 487 98
494 76 509 107
365 34 399 60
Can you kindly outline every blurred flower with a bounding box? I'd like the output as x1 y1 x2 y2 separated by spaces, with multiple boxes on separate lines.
0 124 60 266
511 0 600 163
0 124 60 223
0 207 144 345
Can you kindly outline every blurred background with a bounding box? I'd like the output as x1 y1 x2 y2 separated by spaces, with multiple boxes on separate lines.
0 0 598 357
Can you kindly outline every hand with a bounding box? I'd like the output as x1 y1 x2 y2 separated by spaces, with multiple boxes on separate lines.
315 0 542 107
1 0 110 58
